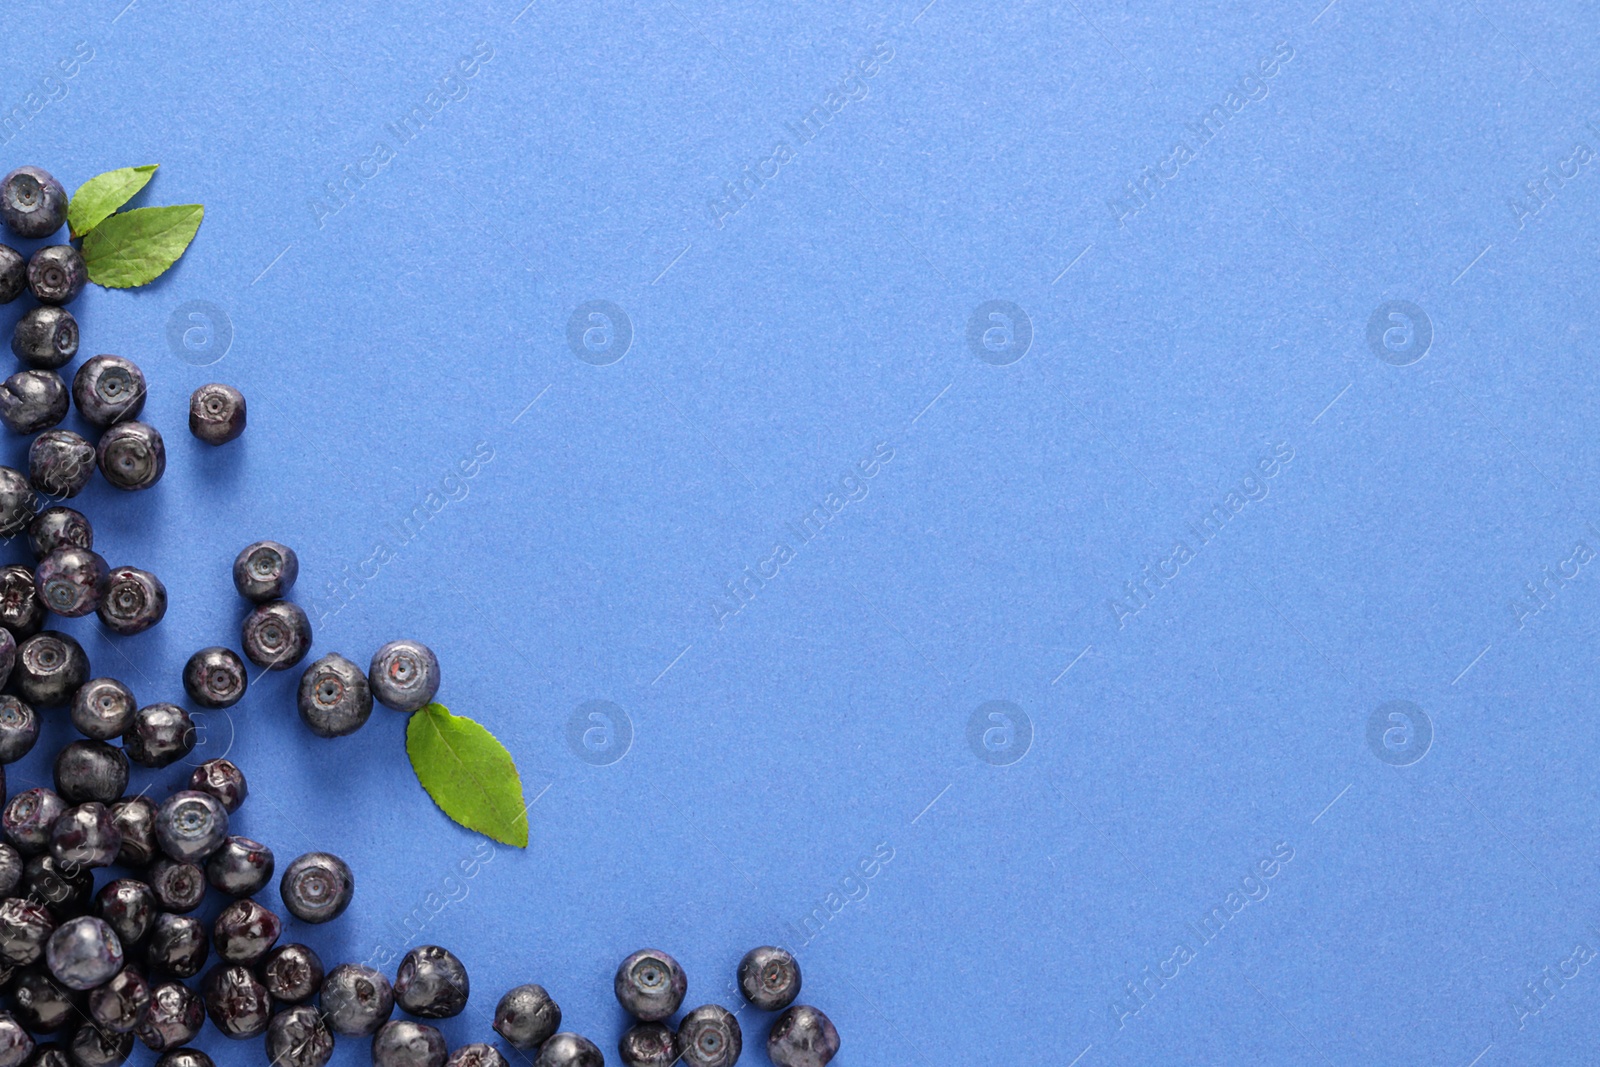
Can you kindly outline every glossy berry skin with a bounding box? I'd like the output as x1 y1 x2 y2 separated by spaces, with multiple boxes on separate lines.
108 796 157 866
0 370 67 434
615 949 688 1022
737 945 800 1011
71 356 146 429
24 853 94 918
369 640 440 712
204 836 273 897
0 631 14 695
29 431 97 499
13 632 88 707
202 963 274 1039
34 546 109 617
297 653 371 738
278 851 353 924
233 540 296 601
0 899 53 966
136 980 204 1052
72 679 136 741
677 1004 740 1067
89 966 151 1032
29 506 92 559
372 1020 446 1067
11 966 79 1032
446 1045 509 1067
98 567 166 635
1 167 66 238
260 943 323 1004
619 1022 679 1067
494 983 561 1049
122 704 194 768
319 963 394 1037
0 246 21 304
188 757 247 811
264 1004 333 1067
49 802 122 868
0 843 19 896
154 1052 214 1067
0 697 38 762
26 246 85 306
2 787 64 853
0 565 44 637
394 945 469 1019
97 421 165 491
241 600 311 670
180 648 245 710
144 913 207 977
0 1015 29 1067
211 899 279 965
54 740 128 804
766 1006 839 1067
70 1023 134 1067
94 879 156 947
188 384 246 446
147 859 207 914
534 1033 605 1067
154 791 228 864
0 469 34 538
45 916 124 990
11 306 76 368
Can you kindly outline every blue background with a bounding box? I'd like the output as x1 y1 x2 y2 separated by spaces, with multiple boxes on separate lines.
3 0 1599 1063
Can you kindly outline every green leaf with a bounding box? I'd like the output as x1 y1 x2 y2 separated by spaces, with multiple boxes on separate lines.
81 204 203 288
68 165 159 238
406 703 528 847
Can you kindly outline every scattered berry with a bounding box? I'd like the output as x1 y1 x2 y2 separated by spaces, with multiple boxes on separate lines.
49 802 122 868
211 898 280 964
259 943 323 1004
145 913 207 977
0 247 22 304
28 430 97 498
0 1015 29 1067
767 1005 839 1067
93 878 156 947
44 915 124 990
738 945 800 1011
202 962 274 1038
11 966 78 1032
0 899 54 966
154 791 228 864
533 1033 605 1067
189 757 247 811
98 566 167 635
24 853 93 917
71 355 146 428
137 980 205 1052
0 697 40 763
12 631 88 706
188 383 246 446
154 1051 214 1067
278 850 353 924
264 1004 334 1067
677 1004 741 1067
147 859 208 914
614 949 688 1022
233 540 297 601
123 703 195 768
319 962 394 1036
0 370 68 434
0 564 45 636
372 1020 446 1067
447 1045 509 1067
182 648 246 709
26 245 85 305
28 506 92 559
68 1023 133 1067
0 167 65 238
97 421 165 490
297 653 372 737
107 796 157 866
2 788 65 853
241 599 311 670
204 835 273 897
53 740 129 804
494 983 562 1049
72 679 137 741
394 944 469 1019
619 1022 679 1067
34 546 109 617
0 470 35 537
11 306 77 368
370 639 440 712
88 966 151 1032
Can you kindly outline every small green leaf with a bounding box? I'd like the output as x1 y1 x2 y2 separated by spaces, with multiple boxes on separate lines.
406 703 528 847
68 165 159 238
82 204 203 288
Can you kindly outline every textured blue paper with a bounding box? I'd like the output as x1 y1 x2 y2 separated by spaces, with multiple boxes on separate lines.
2 0 1598 1063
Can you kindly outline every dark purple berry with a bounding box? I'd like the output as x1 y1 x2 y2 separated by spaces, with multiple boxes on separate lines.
72 680 136 741
108 797 156 866
394 945 468 1019
767 1006 839 1067
97 567 166 635
96 422 164 491
34 547 108 617
145 913 206 977
49 802 121 868
0 697 37 762
154 791 227 863
318 963 393 1036
26 247 84 306
0 565 44 637
0 1014 29 1067
147 859 207 914
0 469 36 537
181 649 245 710
188 384 245 446
447 1045 508 1067
11 306 76 368
122 704 194 768
154 1052 213 1067
614 949 687 1021
12 632 87 706
1 167 66 238
738 945 800 1011
44 916 123 990
28 432 96 499
28 506 91 559
211 899 278 965
259 943 323 1004
202 963 273 1039
297 653 370 737
71 357 145 429
372 1020 446 1067
0 843 19 895
233 540 295 601
94 879 156 947
264 1004 333 1067
53 741 128 804
278 851 353 924
0 899 53 966
0 370 67 434
187 757 247 811
3 787 64 853
89 966 150 1032
0 246 21 304
241 600 311 670
619 1023 678 1067
204 836 272 897
677 1004 740 1067
136 980 203 1052
494 983 561 1049
369 640 439 712
22 853 93 918
533 1034 604 1067
68 1023 133 1067
11 967 78 1031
